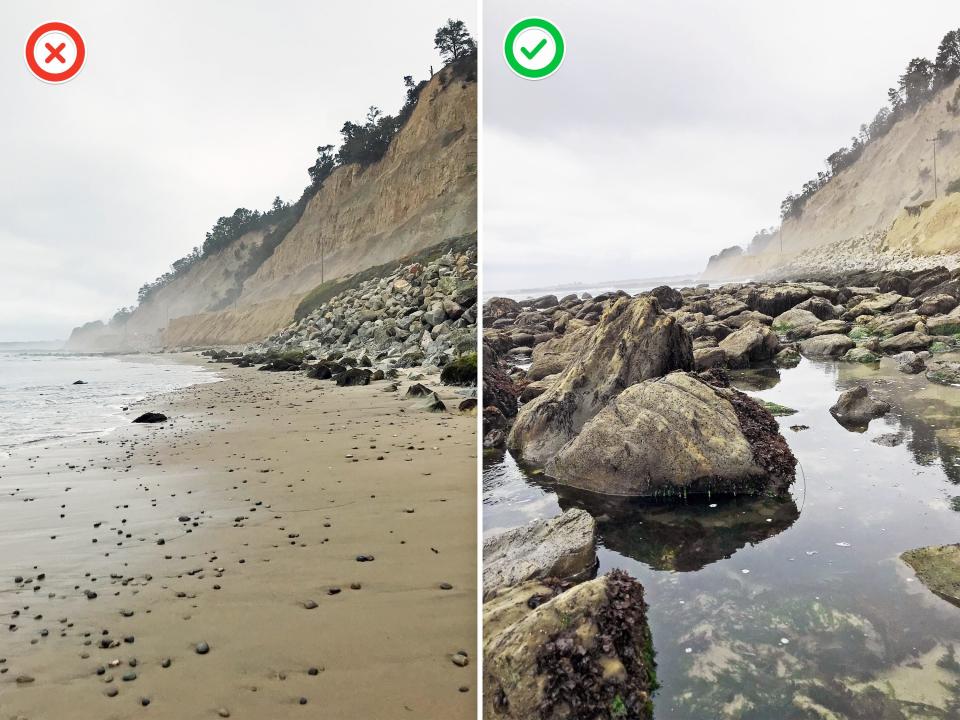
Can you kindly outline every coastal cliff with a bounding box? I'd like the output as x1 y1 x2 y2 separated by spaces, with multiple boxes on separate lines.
703 69 960 281
66 57 477 351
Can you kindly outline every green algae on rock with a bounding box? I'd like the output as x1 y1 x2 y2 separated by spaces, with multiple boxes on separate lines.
901 544 960 608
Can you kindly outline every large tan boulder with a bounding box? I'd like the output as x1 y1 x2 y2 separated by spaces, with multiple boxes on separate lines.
546 372 795 496
483 571 656 720
508 297 692 466
483 509 597 601
771 308 820 339
718 322 779 368
526 325 594 381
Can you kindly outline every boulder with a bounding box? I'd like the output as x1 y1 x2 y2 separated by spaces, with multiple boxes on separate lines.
918 293 958 316
546 373 795 497
867 311 921 337
648 285 683 310
693 346 727 370
892 351 925 374
724 310 773 329
133 412 167 424
405 382 434 398
793 296 837 320
878 331 932 353
829 385 890 429
709 294 749 320
926 306 960 335
850 291 901 315
772 308 820 339
485 297 520 319
439 353 477 385
799 333 855 358
483 571 656 720
718 322 779 368
508 297 692 466
482 509 597 601
748 284 811 316
335 368 372 386
809 319 851 336
415 392 447 412
526 326 593 381
842 347 880 364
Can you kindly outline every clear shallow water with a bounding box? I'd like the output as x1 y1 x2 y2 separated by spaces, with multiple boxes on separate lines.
0 351 219 452
484 358 960 718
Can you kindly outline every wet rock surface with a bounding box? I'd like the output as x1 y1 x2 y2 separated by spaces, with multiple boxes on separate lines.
829 385 891 429
482 508 597 600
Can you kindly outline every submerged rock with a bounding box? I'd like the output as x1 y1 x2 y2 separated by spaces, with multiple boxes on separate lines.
483 509 597 601
508 297 692 466
829 385 890 429
901 544 960 608
926 361 960 386
546 372 796 497
483 571 656 720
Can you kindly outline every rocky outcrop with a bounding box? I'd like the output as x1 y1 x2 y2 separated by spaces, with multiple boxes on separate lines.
483 571 656 720
526 325 594 381
507 297 692 466
482 509 597 601
242 247 477 371
546 372 796 497
829 385 891 429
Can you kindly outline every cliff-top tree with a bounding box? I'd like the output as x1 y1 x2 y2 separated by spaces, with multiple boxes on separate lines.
936 29 960 84
434 19 475 63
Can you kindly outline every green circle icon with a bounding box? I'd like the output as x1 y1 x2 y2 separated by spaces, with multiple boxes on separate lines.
504 18 565 80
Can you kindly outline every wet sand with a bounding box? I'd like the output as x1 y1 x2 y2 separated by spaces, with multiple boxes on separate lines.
0 354 477 718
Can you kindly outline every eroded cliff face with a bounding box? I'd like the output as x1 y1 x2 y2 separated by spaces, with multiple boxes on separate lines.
67 59 477 350
703 76 960 281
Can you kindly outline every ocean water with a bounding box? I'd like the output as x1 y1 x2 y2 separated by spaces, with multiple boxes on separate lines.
484 275 702 302
0 350 220 453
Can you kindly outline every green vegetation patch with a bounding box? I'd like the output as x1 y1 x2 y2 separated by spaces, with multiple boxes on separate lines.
760 400 798 417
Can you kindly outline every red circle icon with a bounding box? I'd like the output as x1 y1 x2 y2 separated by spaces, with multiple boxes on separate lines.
25 22 85 83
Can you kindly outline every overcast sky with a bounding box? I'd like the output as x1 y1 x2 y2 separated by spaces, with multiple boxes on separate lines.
484 0 959 291
0 0 475 341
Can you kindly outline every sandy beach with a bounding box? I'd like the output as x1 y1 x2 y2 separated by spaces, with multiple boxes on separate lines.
0 354 477 719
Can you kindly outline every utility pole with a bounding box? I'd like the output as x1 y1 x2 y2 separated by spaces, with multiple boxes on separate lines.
927 134 939 200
